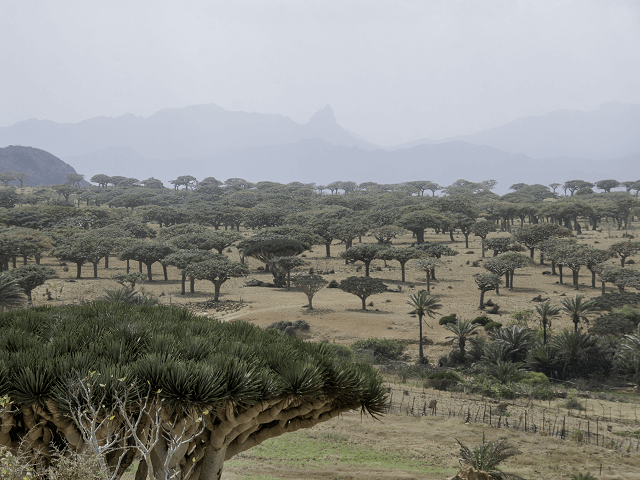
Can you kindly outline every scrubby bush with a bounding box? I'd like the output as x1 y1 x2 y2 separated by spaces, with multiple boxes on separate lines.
484 321 503 332
327 279 339 288
520 371 550 386
322 343 353 359
266 319 310 337
351 337 406 361
471 315 491 326
439 313 457 326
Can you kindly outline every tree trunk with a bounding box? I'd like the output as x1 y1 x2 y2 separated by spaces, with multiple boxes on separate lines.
591 270 596 288
307 294 314 309
146 263 153 282
601 281 606 295
287 270 291 290
416 230 424 244
325 242 331 258
558 265 563 284
504 272 510 289
93 262 98 279
105 254 109 268
464 234 469 249
134 459 148 480
76 262 82 279
139 261 143 273
197 446 227 480
529 247 534 259
449 230 455 242
361 296 367 311
400 262 406 283
22 255 27 265
181 273 186 295
495 281 500 295
163 264 168 281
479 289 485 309
509 271 514 290
35 253 41 265
621 257 626 267
543 321 548 345
214 282 221 302
12 256 16 268
418 314 424 362
481 239 485 258
426 274 430 294
540 252 544 265
573 270 579 290
364 262 370 277
126 259 130 274
551 260 557 275
190 277 195 293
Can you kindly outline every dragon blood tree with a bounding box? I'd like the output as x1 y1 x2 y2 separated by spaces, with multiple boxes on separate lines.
0 303 386 480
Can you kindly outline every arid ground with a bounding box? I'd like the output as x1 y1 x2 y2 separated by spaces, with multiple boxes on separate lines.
28 224 640 479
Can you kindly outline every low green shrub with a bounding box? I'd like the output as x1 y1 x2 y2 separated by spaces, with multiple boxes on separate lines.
471 315 491 326
520 371 550 386
323 343 353 359
351 337 406 361
484 321 502 332
428 370 463 382
564 396 585 411
439 314 457 326
267 320 310 337
327 279 339 288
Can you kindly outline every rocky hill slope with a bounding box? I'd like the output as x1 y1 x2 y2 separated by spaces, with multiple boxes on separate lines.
0 145 81 186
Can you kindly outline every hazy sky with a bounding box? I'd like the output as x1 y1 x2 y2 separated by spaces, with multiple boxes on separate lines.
1 1 639 145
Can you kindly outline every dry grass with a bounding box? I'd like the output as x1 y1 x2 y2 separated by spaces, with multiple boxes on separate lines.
16 221 640 478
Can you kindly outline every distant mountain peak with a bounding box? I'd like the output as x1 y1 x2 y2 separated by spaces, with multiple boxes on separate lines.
307 105 336 125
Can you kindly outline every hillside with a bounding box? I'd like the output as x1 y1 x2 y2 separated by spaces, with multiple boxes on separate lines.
0 145 81 186
440 101 640 160
0 104 376 159
65 140 640 192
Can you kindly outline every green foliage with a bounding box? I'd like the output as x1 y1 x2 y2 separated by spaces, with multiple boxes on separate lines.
563 396 585 411
0 274 26 311
3 265 57 301
427 370 462 382
267 320 311 337
439 314 457 326
570 473 598 480
590 292 640 311
322 343 353 359
591 306 640 336
338 276 387 310
351 338 406 361
510 309 535 326
111 272 147 289
519 372 550 386
97 286 159 306
456 432 519 477
0 302 387 417
471 315 491 326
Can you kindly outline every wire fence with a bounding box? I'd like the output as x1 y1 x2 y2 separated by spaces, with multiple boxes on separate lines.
385 389 640 453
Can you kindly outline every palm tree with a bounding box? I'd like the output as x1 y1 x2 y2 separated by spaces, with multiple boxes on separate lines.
534 300 562 344
444 318 479 359
488 325 534 363
456 432 519 478
0 274 26 312
560 294 597 332
407 292 442 363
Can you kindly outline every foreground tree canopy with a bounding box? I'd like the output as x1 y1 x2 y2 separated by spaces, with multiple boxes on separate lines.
0 303 386 480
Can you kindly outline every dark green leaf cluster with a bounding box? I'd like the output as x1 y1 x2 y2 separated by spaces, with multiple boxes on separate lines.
0 303 386 417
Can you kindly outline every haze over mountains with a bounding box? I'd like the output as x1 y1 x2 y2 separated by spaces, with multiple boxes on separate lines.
0 102 639 190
